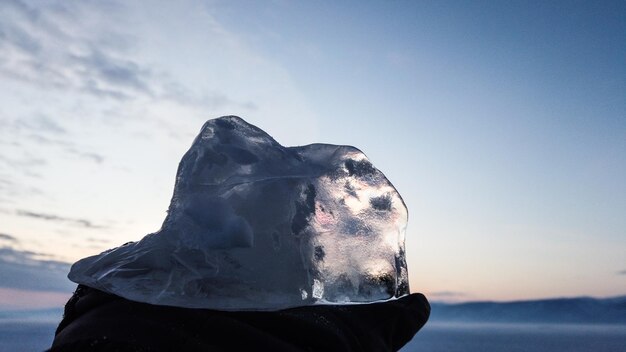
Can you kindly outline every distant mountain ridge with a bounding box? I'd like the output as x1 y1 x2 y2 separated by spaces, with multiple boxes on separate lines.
2 296 625 325
430 296 626 324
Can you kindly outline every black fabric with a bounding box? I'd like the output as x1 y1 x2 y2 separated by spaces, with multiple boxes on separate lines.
49 285 429 352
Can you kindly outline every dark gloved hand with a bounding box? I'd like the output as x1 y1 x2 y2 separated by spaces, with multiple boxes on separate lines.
49 285 429 352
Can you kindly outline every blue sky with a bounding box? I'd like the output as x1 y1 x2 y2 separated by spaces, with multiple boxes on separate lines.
0 0 624 309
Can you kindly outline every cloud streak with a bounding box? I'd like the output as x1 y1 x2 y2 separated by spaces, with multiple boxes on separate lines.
65 148 105 164
0 246 74 292
16 210 106 229
15 114 67 135
0 175 43 204
0 0 255 109
0 0 149 100
430 291 468 298
69 48 154 99
0 113 104 204
0 233 17 242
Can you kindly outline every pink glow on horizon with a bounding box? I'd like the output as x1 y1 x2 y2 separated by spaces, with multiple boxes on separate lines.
0 288 72 311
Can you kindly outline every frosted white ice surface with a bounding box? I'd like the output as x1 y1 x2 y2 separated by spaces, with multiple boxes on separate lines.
68 116 409 310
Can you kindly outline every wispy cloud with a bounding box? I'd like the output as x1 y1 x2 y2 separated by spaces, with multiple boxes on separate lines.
0 0 256 209
69 48 154 99
0 0 148 100
0 233 17 242
0 176 43 204
618 270 626 276
0 246 73 292
16 210 106 229
15 114 67 135
86 237 111 244
0 153 46 180
430 291 468 298
1 115 105 166
26 134 71 147
0 154 46 169
65 148 105 164
0 0 254 108
0 114 104 204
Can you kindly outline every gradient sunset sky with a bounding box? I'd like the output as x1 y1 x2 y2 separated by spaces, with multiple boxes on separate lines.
0 0 624 309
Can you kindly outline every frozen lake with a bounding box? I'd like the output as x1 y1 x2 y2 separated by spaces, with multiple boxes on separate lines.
0 320 57 352
402 322 626 352
2 319 625 351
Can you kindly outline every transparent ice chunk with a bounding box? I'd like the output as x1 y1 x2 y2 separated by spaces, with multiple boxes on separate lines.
68 116 409 310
